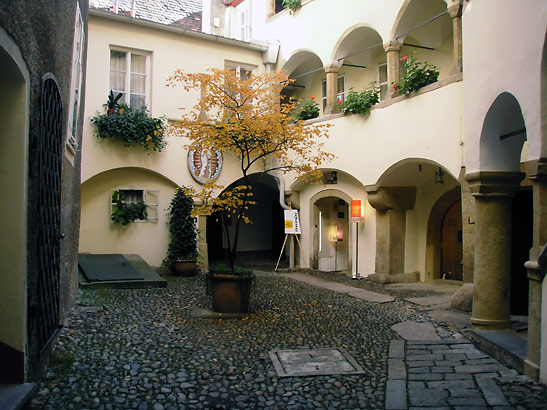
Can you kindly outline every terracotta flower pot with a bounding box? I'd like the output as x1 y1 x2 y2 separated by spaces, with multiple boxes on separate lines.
172 260 197 276
209 274 253 313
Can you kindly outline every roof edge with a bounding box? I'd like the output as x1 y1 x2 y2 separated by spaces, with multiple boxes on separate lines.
89 8 268 52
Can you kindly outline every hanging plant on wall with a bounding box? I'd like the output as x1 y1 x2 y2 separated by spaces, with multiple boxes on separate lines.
111 191 147 226
91 91 167 153
283 0 302 14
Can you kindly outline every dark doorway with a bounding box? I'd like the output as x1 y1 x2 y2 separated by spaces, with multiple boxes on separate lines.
441 200 463 281
206 174 285 269
511 189 532 315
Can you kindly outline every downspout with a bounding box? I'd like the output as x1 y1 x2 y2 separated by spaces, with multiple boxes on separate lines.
262 41 288 211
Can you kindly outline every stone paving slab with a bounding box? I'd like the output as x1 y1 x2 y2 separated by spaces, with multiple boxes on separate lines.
406 295 452 307
392 321 441 341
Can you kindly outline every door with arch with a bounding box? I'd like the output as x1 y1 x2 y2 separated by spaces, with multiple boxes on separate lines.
441 200 463 280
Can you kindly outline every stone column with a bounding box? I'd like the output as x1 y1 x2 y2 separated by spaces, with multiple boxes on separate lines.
465 172 525 330
384 41 402 99
323 64 340 115
365 186 418 283
523 159 547 380
448 1 464 74
196 206 211 272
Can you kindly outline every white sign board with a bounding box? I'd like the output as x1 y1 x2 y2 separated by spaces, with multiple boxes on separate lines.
284 210 301 234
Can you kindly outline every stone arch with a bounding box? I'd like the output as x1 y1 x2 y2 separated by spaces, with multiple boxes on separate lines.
331 24 384 67
279 50 325 107
425 187 461 282
205 173 285 268
479 92 526 172
391 0 449 43
0 25 30 383
309 188 353 272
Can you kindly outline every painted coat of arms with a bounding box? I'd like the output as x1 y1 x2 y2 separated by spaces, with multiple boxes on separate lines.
188 147 223 184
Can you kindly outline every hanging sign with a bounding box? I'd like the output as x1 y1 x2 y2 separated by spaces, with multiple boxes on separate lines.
284 209 301 234
188 146 223 185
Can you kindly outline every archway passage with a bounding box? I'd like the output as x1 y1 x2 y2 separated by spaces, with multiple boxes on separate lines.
0 37 28 383
511 188 532 315
207 174 286 269
441 200 463 281
315 197 349 272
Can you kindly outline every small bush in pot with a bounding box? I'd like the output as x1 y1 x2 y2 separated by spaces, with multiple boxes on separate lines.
163 187 198 275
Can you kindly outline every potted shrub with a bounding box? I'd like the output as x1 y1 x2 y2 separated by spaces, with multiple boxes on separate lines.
163 187 199 275
207 264 254 314
393 52 439 94
341 82 379 116
295 96 320 120
168 69 333 313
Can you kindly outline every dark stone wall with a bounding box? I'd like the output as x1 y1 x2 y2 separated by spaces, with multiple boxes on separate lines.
0 0 88 381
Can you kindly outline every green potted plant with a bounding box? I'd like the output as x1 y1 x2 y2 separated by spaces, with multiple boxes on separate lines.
91 90 166 153
283 0 302 14
295 96 320 120
393 52 439 94
341 82 380 116
163 187 199 275
111 191 147 226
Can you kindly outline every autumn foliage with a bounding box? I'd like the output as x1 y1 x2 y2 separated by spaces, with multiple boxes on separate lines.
167 68 334 271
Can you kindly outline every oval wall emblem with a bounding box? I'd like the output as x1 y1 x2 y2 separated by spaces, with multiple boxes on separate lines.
188 147 223 184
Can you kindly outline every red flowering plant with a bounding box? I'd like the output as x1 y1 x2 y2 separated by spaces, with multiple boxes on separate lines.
295 96 320 120
393 52 439 94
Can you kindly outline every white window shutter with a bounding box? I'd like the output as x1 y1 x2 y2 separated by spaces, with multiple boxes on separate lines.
145 190 159 222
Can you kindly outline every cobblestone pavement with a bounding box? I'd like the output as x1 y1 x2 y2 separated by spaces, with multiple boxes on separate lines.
31 272 547 409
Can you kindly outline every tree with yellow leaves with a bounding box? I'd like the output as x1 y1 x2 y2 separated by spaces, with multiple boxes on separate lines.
168 68 334 273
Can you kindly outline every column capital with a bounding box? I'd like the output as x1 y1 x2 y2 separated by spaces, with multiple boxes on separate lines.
324 63 341 74
383 41 402 53
447 1 463 18
365 185 416 211
525 158 547 181
464 171 525 197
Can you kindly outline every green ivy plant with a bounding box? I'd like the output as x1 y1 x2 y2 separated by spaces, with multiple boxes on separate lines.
393 52 440 94
341 82 380 116
111 191 147 226
295 97 320 120
91 91 166 153
163 188 198 267
283 0 302 14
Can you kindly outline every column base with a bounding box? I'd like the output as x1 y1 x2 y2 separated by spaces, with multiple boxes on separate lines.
471 317 511 330
524 359 540 381
366 271 419 284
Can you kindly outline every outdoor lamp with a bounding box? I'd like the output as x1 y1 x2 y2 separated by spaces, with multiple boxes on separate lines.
350 200 363 279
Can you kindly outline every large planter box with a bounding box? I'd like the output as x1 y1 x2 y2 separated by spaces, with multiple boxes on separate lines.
209 274 253 313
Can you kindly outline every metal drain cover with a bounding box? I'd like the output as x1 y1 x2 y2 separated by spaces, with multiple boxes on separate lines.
269 348 365 377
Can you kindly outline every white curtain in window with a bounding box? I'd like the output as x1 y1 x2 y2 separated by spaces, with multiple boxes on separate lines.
110 51 127 101
130 54 146 110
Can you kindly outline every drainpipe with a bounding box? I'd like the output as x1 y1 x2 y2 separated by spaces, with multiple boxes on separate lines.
113 0 118 14
131 0 136 17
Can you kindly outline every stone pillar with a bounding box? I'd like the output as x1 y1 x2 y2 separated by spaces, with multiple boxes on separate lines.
365 185 419 283
323 64 340 115
448 1 464 74
384 41 402 99
465 172 525 330
196 209 211 272
523 159 547 380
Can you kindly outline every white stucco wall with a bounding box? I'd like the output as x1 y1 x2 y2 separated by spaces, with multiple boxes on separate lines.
463 0 546 171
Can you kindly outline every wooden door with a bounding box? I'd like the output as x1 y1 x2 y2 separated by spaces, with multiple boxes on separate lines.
441 201 463 280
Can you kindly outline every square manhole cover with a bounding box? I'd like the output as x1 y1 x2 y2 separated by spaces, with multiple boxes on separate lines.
269 348 365 377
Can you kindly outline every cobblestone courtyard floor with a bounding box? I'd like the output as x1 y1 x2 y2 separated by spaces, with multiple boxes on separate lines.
31 272 547 409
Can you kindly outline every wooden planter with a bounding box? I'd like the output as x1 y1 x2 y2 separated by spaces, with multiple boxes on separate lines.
209 274 253 314
172 260 197 276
